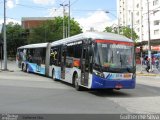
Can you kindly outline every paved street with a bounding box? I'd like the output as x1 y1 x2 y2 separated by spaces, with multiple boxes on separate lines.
0 61 160 114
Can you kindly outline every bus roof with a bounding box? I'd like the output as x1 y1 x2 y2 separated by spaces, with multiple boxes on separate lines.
18 43 48 49
51 32 133 46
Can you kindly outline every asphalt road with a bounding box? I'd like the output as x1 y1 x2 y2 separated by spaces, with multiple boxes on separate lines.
0 61 160 114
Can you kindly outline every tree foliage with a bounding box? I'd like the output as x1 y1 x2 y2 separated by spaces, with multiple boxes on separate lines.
6 22 27 56
3 17 82 57
104 26 139 42
28 16 82 44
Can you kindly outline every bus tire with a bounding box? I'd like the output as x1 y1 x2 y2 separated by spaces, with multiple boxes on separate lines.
22 64 26 72
73 73 82 91
21 64 24 71
26 65 30 73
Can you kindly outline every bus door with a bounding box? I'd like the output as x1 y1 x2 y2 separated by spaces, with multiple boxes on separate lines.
61 45 67 79
81 44 89 86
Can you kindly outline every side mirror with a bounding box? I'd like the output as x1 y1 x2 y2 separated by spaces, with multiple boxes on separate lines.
88 38 92 45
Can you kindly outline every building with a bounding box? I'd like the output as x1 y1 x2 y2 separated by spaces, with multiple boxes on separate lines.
21 17 54 29
117 0 160 42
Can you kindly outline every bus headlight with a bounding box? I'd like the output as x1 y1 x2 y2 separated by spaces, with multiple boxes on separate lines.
132 73 136 79
93 71 105 78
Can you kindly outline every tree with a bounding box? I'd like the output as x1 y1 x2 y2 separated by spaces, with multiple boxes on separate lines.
28 16 82 44
6 22 27 57
104 26 139 42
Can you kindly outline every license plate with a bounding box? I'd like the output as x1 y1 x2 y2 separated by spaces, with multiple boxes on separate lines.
124 73 132 79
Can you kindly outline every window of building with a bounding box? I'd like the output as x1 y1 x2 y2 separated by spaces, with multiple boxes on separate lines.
153 10 159 16
136 12 139 16
153 0 159 6
154 29 159 35
136 20 140 24
154 20 160 25
136 4 139 8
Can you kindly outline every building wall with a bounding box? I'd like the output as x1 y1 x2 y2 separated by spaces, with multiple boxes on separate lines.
22 20 46 29
117 0 160 42
21 17 54 29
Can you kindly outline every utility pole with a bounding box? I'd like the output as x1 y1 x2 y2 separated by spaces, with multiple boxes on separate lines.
131 12 133 40
3 0 7 70
147 0 152 71
140 0 143 73
1 45 2 69
44 26 46 42
60 3 68 39
68 0 70 37
117 17 120 34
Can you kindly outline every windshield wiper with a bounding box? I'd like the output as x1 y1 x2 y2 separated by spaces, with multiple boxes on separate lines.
120 54 122 67
110 51 113 63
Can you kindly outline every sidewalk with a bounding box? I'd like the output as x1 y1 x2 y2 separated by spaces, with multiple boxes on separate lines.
0 60 18 72
136 64 160 76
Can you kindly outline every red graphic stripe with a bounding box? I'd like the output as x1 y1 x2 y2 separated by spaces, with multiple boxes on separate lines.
95 39 134 46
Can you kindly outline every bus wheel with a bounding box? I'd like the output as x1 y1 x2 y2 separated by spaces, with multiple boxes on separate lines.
22 64 26 72
26 65 30 73
21 64 24 71
74 74 82 91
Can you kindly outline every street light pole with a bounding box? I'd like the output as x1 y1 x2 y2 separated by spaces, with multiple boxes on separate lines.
68 0 70 37
131 12 133 40
147 0 152 71
3 0 7 70
117 17 120 34
60 3 68 39
105 11 120 34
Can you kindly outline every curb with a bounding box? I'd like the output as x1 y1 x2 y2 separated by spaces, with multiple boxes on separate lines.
0 69 14 72
136 72 160 76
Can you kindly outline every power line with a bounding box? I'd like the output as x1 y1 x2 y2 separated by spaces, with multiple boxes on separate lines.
50 0 79 17
16 3 53 10
50 0 68 17
70 0 79 6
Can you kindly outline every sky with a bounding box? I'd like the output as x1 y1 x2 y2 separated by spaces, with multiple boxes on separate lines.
0 0 117 32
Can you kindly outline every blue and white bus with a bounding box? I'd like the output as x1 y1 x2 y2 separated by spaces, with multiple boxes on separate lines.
17 32 136 91
17 43 50 75
49 32 136 90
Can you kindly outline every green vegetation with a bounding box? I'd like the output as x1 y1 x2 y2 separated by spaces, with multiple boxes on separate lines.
28 17 82 44
0 17 139 57
104 26 139 42
0 17 82 57
6 22 27 57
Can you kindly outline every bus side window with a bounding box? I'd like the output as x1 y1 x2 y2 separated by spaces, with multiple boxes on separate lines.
67 45 73 68
73 44 82 59
50 47 60 65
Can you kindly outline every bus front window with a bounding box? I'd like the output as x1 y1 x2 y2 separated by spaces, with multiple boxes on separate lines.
94 42 135 73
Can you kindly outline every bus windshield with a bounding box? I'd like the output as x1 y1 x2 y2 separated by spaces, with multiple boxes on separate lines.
94 41 135 72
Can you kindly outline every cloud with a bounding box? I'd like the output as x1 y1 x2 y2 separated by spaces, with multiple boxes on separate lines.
76 10 116 32
15 0 19 4
0 18 21 33
7 0 15 9
33 0 55 5
0 18 21 25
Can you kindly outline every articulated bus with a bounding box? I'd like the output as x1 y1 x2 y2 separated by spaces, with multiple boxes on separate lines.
17 32 136 90
16 43 50 75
